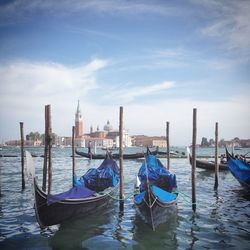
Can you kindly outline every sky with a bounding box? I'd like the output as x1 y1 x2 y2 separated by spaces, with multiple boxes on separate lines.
0 0 249 146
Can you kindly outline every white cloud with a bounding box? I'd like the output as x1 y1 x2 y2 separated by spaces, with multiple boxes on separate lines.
199 0 250 56
0 59 107 96
0 58 108 141
104 81 175 103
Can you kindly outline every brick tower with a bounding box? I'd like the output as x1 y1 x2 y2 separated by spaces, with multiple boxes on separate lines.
75 100 83 138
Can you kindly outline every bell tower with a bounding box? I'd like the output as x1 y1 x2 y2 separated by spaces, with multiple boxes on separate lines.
75 100 83 138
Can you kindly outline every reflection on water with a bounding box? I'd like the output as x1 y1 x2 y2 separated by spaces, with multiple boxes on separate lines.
0 147 250 250
49 203 114 250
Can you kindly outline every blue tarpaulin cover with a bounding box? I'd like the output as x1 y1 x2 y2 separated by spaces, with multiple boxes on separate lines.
48 155 119 204
75 157 119 192
151 185 177 202
47 185 96 205
138 155 177 192
227 158 250 184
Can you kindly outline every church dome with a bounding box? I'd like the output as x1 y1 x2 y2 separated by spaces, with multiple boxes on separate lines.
103 120 113 132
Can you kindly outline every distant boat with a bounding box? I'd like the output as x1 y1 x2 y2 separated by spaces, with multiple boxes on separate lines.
75 147 158 160
187 148 228 171
26 151 119 227
134 152 178 230
157 150 186 158
226 149 250 190
234 146 242 150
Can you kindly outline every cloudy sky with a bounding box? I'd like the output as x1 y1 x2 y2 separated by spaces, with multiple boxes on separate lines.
0 0 249 146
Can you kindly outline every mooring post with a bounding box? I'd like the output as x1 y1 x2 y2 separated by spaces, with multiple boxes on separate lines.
47 105 52 195
191 108 197 212
214 122 219 190
42 105 48 192
166 121 170 170
0 164 1 196
20 122 25 190
72 126 75 187
119 106 124 210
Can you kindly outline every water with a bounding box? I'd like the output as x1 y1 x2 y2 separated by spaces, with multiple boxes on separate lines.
0 147 250 250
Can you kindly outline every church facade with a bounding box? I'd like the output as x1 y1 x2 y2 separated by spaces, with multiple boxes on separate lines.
75 101 132 148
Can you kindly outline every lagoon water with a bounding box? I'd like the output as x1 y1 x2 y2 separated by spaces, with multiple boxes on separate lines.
0 146 249 250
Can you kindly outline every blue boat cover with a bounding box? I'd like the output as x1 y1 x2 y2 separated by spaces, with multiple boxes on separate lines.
134 191 146 204
151 185 177 202
138 155 177 192
227 158 250 185
75 158 119 192
47 156 119 205
134 186 177 204
47 185 96 205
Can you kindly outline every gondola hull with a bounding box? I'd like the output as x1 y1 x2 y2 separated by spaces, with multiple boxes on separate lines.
75 149 158 160
25 150 119 227
134 189 177 229
189 154 228 171
34 179 116 227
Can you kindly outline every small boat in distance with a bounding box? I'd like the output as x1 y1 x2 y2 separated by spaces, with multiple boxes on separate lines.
75 147 158 160
187 148 228 171
226 149 250 190
134 152 178 230
26 151 119 227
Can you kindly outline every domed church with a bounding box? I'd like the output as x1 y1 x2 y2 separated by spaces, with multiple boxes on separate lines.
103 120 113 132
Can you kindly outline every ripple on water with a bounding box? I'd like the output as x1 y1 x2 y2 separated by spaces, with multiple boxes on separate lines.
1 147 250 250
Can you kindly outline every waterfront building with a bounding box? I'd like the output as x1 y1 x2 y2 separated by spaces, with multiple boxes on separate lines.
132 135 167 147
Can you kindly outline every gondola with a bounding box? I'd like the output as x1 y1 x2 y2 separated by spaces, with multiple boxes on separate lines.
226 149 250 190
75 147 158 160
25 151 119 227
134 153 178 230
188 152 228 171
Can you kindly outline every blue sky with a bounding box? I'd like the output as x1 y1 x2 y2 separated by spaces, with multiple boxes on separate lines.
0 0 249 145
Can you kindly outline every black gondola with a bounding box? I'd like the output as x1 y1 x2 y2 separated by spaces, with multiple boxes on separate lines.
26 151 119 227
188 153 228 171
134 153 178 230
75 148 158 160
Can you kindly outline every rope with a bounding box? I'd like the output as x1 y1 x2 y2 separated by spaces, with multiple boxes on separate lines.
143 196 157 208
174 189 196 205
107 191 136 201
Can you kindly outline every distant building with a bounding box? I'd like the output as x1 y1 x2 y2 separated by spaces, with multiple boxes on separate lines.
132 135 166 147
85 120 132 148
103 120 113 132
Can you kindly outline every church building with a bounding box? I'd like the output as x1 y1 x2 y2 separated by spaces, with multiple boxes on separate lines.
74 100 132 148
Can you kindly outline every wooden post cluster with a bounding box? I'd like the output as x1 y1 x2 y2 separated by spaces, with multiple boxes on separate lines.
214 122 219 189
72 126 75 187
191 108 197 212
166 121 170 170
20 122 25 190
42 105 53 194
119 106 124 210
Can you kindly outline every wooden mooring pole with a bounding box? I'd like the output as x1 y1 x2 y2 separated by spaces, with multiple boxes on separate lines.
47 105 53 195
214 122 219 190
191 108 197 212
166 121 170 170
119 106 124 210
20 122 25 190
42 106 48 192
72 126 75 187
